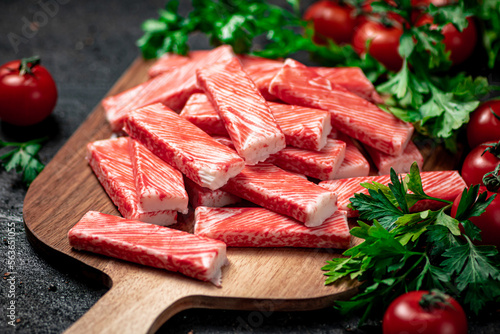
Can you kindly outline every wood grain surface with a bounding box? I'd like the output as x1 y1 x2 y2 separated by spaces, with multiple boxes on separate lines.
23 57 462 334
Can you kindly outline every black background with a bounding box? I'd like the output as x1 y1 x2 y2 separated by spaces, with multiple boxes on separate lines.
1 0 499 333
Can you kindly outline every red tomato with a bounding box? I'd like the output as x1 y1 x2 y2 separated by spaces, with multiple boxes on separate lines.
451 187 500 248
352 19 404 72
0 56 57 126
383 290 467 334
303 0 358 45
461 141 500 187
467 100 500 148
415 15 477 65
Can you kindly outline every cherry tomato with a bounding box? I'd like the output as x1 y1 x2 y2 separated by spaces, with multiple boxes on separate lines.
415 15 477 65
352 19 404 72
0 56 58 126
303 0 358 45
451 186 500 248
461 141 500 187
467 100 500 148
383 290 467 334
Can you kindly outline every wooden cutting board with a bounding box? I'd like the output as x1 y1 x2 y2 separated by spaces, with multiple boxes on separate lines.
23 57 462 334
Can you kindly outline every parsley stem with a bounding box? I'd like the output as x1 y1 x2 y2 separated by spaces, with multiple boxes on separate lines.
422 196 453 206
401 252 426 279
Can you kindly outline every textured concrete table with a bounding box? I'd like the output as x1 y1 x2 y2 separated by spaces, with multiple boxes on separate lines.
1 1 499 333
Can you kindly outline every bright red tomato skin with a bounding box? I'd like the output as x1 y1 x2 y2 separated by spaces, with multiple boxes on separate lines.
383 291 467 334
352 19 403 72
304 0 357 45
451 187 500 248
415 15 477 65
467 100 500 148
0 59 57 126
461 141 500 187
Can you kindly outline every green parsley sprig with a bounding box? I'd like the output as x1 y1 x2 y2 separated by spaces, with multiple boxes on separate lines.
0 137 46 186
137 0 306 59
323 162 500 324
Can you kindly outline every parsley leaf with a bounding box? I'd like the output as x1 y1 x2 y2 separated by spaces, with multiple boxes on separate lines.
441 237 500 313
420 84 480 139
349 190 404 230
350 162 452 230
0 137 46 186
454 185 496 221
325 163 500 323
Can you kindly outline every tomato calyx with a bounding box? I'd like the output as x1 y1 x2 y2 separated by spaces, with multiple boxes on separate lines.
483 164 500 193
419 289 455 311
482 140 500 159
19 55 41 76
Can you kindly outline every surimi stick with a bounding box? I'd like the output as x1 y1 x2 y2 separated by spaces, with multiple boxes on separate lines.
87 137 177 226
197 57 286 164
313 66 383 104
128 139 188 213
332 132 370 179
269 58 414 156
68 211 228 286
222 163 338 227
266 138 346 180
238 54 284 100
194 207 350 249
148 50 213 78
184 177 242 208
364 140 424 175
268 102 332 151
124 103 245 191
102 45 234 131
180 93 228 136
238 55 383 104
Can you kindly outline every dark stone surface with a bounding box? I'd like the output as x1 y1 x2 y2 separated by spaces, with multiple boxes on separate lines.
0 1 499 333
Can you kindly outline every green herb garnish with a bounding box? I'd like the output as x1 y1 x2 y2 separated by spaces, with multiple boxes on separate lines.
323 162 500 324
0 137 46 186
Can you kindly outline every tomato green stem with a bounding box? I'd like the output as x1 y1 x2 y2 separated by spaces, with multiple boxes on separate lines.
483 164 500 193
19 56 41 75
481 140 500 158
422 196 453 205
419 289 454 311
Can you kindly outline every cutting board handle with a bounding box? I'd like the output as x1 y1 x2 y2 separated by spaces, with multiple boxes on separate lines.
64 273 189 334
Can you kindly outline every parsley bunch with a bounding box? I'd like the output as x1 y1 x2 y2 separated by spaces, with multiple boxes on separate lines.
323 162 500 324
137 0 308 59
0 137 46 186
